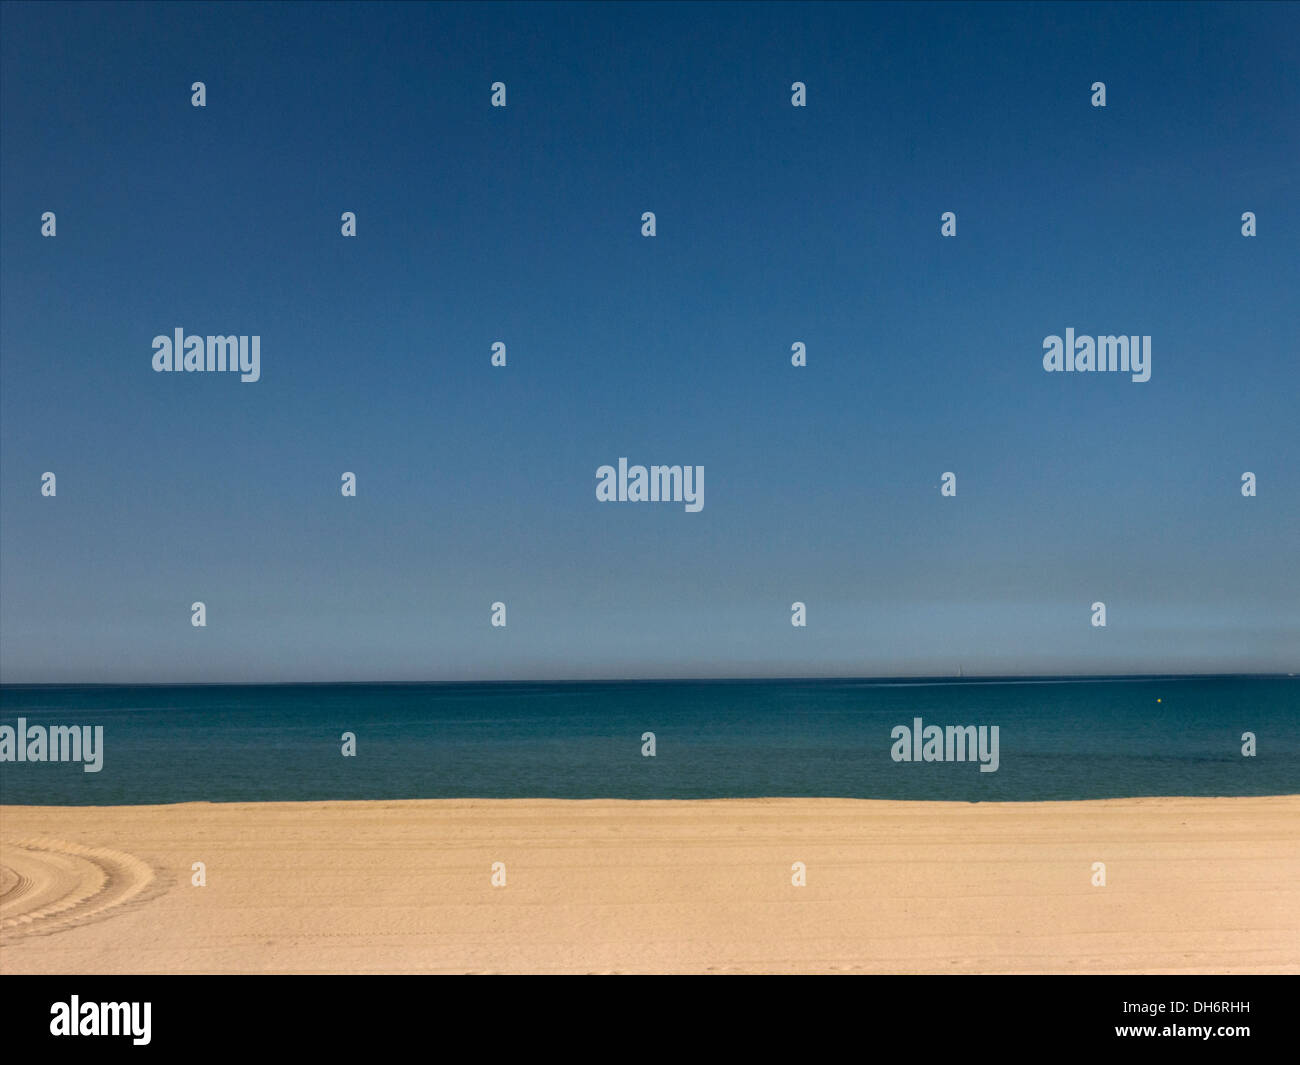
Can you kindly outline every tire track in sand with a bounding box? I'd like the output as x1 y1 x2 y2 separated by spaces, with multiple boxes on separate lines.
0 837 167 940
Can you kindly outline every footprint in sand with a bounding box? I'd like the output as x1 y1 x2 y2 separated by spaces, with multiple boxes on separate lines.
0 837 163 940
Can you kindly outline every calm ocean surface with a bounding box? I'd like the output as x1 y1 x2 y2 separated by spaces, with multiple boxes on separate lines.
1 677 1296 805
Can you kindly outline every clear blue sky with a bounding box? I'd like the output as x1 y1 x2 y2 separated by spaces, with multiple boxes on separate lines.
2 1 1297 682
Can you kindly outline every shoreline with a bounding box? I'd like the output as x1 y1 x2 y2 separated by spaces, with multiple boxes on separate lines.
3 791 1297 805
3 795 1297 974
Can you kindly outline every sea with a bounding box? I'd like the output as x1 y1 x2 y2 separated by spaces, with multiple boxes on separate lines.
0 676 1296 805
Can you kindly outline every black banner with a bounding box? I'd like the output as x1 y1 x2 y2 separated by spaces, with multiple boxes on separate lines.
2 975 1290 1053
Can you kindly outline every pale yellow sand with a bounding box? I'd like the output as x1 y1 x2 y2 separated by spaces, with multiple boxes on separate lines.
2 796 1298 974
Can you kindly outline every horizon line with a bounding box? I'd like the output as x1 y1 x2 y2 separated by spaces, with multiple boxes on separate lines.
1 671 1295 689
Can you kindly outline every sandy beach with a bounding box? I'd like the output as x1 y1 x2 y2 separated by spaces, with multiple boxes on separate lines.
2 796 1297 974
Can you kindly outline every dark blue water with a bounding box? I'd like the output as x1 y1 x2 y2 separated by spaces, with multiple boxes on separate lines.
0 677 1296 804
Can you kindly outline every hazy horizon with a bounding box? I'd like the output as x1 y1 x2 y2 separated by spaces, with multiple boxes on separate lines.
1 671 1296 689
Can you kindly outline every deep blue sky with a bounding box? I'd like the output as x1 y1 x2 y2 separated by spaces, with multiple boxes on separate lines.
2 1 1297 682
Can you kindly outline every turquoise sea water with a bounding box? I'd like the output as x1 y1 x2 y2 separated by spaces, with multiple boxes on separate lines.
0 677 1295 805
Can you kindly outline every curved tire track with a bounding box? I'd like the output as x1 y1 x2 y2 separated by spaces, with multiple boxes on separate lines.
0 837 167 940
